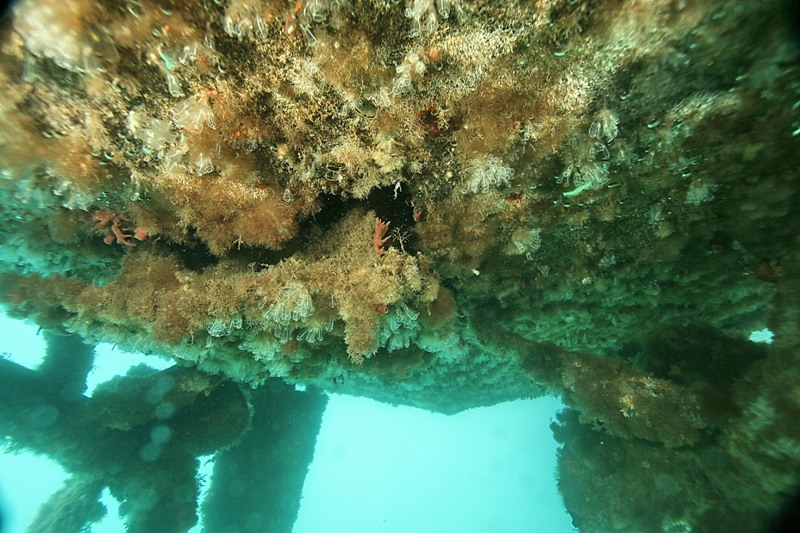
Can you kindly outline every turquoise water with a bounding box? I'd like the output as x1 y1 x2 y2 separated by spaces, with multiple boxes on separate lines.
0 313 574 533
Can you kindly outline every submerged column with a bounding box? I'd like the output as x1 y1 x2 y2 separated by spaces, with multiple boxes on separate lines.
202 381 328 533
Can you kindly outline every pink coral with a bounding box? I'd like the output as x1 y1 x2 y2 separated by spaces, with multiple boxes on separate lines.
372 217 390 255
93 210 147 247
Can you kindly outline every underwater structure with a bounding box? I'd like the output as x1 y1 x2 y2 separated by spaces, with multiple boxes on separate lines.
0 0 799 531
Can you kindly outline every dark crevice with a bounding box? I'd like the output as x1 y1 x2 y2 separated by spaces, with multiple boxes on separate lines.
159 228 218 272
164 184 420 273
365 183 420 255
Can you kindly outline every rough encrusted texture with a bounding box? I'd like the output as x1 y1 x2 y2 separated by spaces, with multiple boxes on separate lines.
1 0 799 531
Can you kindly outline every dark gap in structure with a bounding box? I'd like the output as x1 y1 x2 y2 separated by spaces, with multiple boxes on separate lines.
365 184 419 255
159 227 219 272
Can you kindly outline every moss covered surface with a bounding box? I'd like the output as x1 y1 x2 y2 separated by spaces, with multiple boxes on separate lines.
1 0 799 530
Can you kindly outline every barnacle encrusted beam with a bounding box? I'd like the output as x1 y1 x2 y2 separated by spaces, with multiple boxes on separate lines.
0 336 251 532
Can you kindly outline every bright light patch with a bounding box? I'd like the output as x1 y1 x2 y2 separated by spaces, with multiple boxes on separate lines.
0 313 47 369
85 343 174 397
749 328 774 344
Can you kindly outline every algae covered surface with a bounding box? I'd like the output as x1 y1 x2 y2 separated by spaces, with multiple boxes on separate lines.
1 0 800 531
